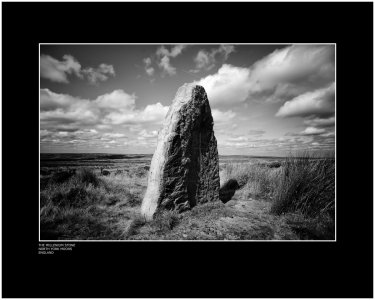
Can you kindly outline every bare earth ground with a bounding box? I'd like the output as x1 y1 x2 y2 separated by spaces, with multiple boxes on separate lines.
40 154 334 240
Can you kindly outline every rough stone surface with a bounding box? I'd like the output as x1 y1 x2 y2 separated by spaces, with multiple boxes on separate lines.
141 83 220 220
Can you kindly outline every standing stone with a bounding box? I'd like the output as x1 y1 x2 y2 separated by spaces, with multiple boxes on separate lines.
141 83 220 220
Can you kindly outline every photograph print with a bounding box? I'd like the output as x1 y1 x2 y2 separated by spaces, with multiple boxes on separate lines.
40 44 336 241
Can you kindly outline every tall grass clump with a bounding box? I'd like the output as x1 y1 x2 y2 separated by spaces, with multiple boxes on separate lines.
75 168 101 187
271 152 335 218
220 162 281 199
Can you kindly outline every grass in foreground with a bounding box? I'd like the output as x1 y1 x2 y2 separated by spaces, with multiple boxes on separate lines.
40 152 335 240
40 167 146 240
270 152 335 218
218 152 335 240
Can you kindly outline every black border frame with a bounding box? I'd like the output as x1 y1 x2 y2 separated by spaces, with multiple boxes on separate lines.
2 2 373 298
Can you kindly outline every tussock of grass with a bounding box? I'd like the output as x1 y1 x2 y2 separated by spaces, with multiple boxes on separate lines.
270 152 335 218
75 168 101 187
217 153 335 240
220 162 281 200
50 170 75 184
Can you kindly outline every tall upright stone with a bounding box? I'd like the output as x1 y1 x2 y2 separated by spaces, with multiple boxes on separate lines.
141 83 220 220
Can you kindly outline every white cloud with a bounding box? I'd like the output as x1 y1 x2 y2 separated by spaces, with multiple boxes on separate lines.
194 45 235 71
146 68 154 76
195 64 251 107
158 56 176 76
156 45 185 58
141 102 170 122
195 45 335 107
138 129 158 139
195 51 211 70
104 102 169 125
40 54 82 83
304 116 335 128
40 88 78 111
40 89 98 125
226 136 249 143
247 45 334 98
143 57 155 76
95 89 136 111
40 54 115 84
276 83 335 118
155 45 186 76
299 127 326 136
40 89 169 130
82 64 115 85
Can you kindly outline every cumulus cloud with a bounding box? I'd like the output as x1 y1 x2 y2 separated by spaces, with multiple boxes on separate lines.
193 45 235 71
195 45 335 107
40 89 98 126
95 89 136 111
158 56 176 76
82 64 115 85
40 54 115 84
143 57 155 76
275 83 335 118
247 45 334 101
40 54 82 83
40 88 78 111
40 89 169 131
156 45 185 58
155 45 186 76
40 88 170 152
105 102 169 125
195 64 251 107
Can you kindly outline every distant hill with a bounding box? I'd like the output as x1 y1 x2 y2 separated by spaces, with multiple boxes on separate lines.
40 153 153 162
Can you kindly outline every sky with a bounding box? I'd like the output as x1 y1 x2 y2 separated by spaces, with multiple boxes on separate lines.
40 44 335 156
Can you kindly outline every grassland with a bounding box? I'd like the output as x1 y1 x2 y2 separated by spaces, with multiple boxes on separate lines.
40 153 335 240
